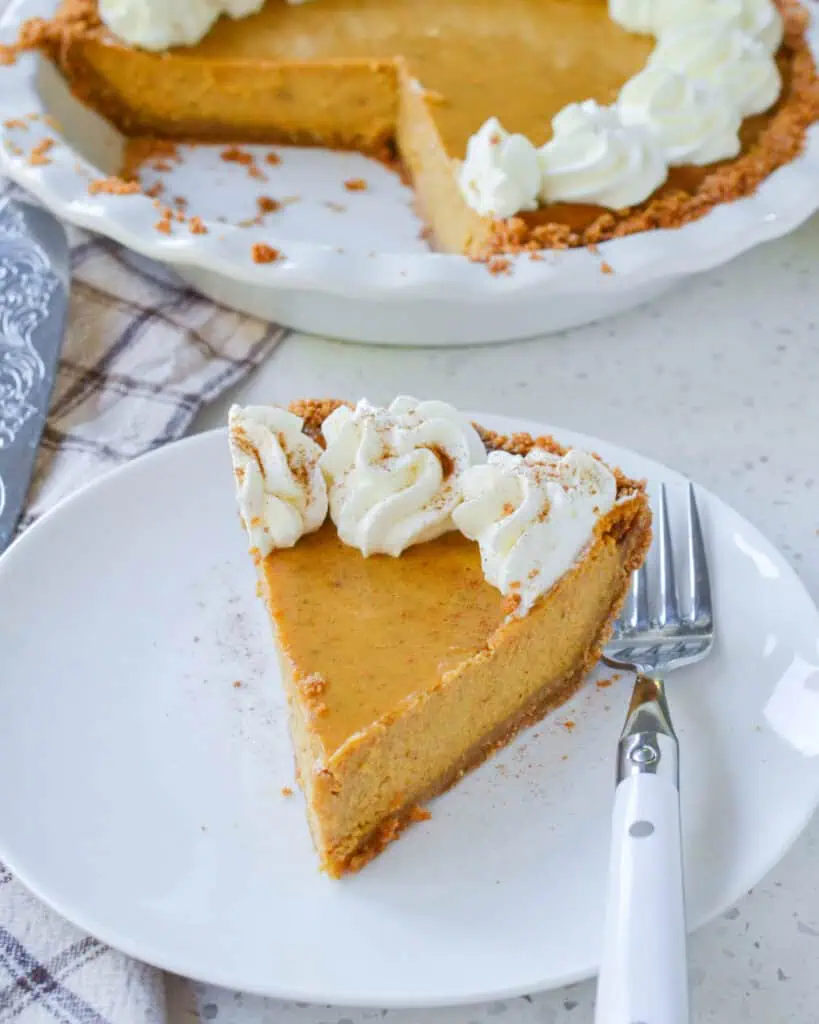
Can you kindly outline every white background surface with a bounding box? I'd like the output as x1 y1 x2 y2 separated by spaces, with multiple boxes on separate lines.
174 212 819 1023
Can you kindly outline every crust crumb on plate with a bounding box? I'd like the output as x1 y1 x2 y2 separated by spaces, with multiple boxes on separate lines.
27 136 54 165
89 175 141 195
257 195 281 214
251 242 282 264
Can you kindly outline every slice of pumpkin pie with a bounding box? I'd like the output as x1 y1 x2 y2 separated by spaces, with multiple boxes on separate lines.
229 397 651 876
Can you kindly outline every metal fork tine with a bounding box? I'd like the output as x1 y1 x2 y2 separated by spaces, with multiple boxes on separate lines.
604 480 713 676
657 483 680 627
633 562 649 629
687 482 713 626
620 561 648 632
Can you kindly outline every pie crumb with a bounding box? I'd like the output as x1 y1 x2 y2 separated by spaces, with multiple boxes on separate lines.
600 260 614 275
221 145 253 166
281 786 294 797
154 206 175 233
488 256 512 276
257 195 281 214
232 680 242 689
89 175 141 196
265 152 282 166
189 216 208 235
251 243 282 264
3 118 26 130
344 177 368 192
28 137 55 166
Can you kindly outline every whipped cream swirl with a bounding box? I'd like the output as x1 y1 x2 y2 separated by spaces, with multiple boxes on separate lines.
455 0 785 218
229 405 328 557
608 0 664 34
99 0 308 50
319 397 486 558
618 67 741 166
538 101 667 209
649 25 781 117
453 448 618 617
609 0 783 53
458 117 542 218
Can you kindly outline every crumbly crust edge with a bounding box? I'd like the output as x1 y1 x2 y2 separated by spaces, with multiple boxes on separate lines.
288 396 646 498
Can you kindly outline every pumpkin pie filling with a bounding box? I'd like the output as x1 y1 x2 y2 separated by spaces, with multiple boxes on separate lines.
6 0 819 256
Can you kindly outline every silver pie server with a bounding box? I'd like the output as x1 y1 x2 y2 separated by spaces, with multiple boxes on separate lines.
0 196 70 553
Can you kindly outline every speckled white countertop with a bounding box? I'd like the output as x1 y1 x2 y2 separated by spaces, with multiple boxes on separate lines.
178 213 819 1024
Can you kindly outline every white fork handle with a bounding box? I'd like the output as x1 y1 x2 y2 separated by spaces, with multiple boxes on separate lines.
595 767 689 1024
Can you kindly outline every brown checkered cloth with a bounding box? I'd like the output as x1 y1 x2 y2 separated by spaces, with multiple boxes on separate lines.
0 181 283 1023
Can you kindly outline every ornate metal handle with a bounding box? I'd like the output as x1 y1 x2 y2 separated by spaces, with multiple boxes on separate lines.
0 197 69 549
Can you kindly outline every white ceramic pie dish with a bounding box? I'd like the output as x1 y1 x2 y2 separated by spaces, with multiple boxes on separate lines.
1 0 818 345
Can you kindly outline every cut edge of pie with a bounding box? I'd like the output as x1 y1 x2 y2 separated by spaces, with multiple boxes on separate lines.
250 398 652 877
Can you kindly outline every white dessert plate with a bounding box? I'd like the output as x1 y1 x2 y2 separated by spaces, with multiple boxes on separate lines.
1 411 819 1007
1 0 819 344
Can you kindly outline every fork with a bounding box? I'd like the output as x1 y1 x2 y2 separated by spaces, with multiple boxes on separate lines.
594 483 714 1024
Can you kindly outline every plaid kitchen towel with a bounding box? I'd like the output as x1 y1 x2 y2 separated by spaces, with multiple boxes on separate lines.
0 185 283 1023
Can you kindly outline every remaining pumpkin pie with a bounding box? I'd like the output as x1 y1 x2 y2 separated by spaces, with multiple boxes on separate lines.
228 397 651 876
6 0 819 257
